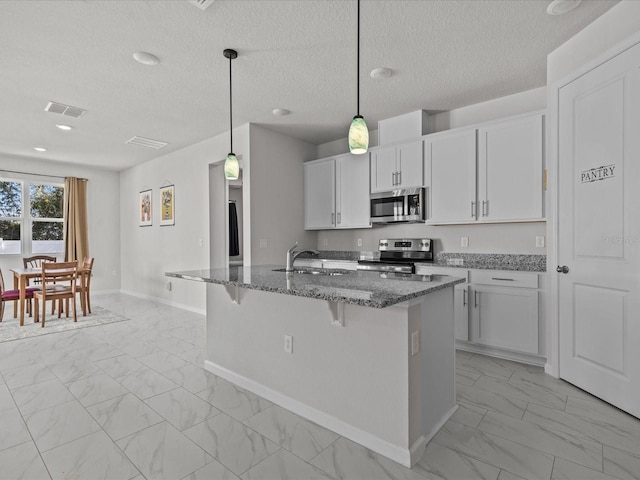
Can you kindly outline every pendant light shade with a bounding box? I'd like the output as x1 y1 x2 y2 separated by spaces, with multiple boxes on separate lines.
223 48 239 180
349 115 369 155
349 0 369 155
224 153 239 179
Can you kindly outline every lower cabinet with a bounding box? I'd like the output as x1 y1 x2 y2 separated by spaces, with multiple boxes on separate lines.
415 267 470 341
469 285 539 355
415 266 542 359
469 270 540 356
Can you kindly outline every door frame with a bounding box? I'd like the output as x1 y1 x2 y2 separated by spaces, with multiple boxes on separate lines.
546 30 640 377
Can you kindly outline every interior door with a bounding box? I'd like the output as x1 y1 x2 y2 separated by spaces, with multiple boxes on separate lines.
558 42 640 418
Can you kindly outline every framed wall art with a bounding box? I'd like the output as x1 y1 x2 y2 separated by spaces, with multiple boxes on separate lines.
139 189 152 226
160 184 175 226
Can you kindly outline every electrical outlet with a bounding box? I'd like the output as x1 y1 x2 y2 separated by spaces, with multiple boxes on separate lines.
259 239 268 249
461 237 469 248
322 238 328 247
536 236 545 248
357 238 363 247
198 238 203 248
411 331 420 356
284 335 293 354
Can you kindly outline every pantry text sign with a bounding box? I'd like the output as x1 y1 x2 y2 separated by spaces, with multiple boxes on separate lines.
581 164 615 183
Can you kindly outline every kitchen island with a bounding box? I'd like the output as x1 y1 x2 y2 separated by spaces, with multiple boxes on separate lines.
167 265 464 467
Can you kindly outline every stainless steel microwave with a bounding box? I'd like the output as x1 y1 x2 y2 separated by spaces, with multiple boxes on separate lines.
370 188 425 224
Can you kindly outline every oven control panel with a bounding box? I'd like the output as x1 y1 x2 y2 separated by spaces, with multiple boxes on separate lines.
379 238 432 252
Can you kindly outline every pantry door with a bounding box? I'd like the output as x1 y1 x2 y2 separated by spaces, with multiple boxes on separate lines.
558 41 640 418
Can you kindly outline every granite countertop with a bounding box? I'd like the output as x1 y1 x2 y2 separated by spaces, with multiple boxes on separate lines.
296 251 547 272
166 265 464 308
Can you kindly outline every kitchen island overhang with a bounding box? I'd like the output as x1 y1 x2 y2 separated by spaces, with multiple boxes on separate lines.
167 265 465 467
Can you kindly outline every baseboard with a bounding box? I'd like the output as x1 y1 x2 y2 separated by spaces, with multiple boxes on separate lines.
204 360 419 468
456 342 546 367
119 289 206 315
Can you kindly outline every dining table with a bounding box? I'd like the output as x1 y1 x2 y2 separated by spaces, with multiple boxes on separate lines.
10 266 89 326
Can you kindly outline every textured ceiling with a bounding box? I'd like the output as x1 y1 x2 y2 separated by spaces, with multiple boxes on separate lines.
0 0 618 171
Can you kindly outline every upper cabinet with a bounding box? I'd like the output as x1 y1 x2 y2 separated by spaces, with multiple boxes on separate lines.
304 158 335 229
426 128 477 223
478 114 544 222
370 140 423 193
426 112 544 224
304 153 370 230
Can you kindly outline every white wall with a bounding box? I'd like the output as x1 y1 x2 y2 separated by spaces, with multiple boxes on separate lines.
119 126 250 312
547 0 640 85
119 124 316 310
0 154 120 293
313 88 547 254
248 125 317 264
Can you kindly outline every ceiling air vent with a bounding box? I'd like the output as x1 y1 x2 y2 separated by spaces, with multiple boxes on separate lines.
188 0 215 11
44 101 86 118
126 136 168 149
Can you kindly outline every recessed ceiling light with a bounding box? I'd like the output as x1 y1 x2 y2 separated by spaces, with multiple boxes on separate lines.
547 0 582 15
272 108 290 116
34 147 47 152
56 124 72 131
133 52 160 66
370 67 392 79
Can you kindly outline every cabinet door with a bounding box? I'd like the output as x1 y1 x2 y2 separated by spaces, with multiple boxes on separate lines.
426 129 477 223
455 283 470 341
304 159 335 229
396 140 423 189
470 286 539 354
336 153 371 228
370 145 397 193
478 114 543 221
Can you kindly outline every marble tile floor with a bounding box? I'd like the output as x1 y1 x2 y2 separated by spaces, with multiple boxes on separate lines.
0 293 639 480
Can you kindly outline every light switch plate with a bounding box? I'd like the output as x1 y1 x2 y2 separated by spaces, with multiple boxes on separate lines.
461 237 469 248
536 236 545 248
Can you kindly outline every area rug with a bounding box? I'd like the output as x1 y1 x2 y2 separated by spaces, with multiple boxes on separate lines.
0 306 129 343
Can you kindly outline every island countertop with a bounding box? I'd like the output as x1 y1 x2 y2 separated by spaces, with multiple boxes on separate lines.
166 265 465 308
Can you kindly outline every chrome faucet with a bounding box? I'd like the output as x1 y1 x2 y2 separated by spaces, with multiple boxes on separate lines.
286 242 319 272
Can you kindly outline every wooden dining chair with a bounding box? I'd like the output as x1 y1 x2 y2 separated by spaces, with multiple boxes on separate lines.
24 255 58 313
23 255 57 283
76 257 94 316
0 268 39 321
33 261 78 327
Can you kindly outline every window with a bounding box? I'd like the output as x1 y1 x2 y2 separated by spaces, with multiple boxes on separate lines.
0 178 64 255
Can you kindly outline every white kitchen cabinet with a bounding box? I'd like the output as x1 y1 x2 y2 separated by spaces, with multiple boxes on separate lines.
425 112 544 224
415 266 469 341
425 128 477 223
370 140 423 193
478 114 543 221
304 153 370 230
469 271 539 355
304 158 335 229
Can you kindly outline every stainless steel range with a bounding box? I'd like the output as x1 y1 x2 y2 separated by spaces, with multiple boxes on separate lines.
356 238 433 274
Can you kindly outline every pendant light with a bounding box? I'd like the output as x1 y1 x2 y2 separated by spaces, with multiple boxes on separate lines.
223 48 239 180
348 0 369 155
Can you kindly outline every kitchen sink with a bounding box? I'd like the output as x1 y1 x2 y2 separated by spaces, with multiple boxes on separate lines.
272 268 353 276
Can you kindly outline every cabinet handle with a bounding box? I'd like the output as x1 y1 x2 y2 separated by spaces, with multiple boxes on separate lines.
397 171 401 185
331 213 335 225
391 172 396 185
474 291 479 308
491 277 515 281
471 201 476 218
482 200 488 217
337 212 341 224
463 289 467 307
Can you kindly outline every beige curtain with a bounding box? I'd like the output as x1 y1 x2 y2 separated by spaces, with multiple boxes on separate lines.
63 177 89 262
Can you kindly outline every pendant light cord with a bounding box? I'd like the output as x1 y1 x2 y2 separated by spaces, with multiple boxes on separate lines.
357 0 360 116
229 54 233 152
